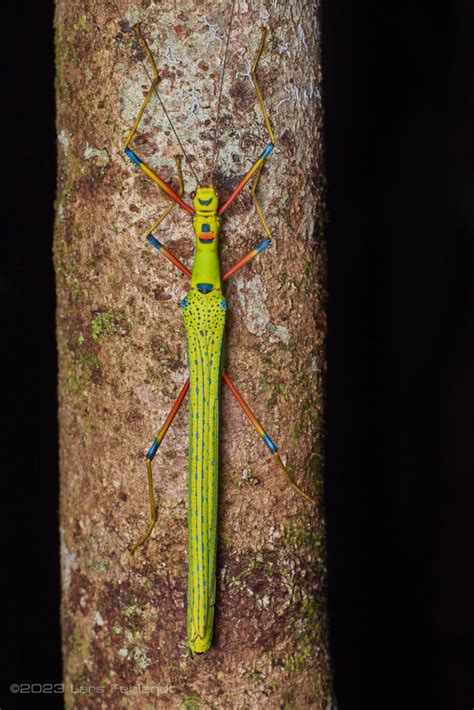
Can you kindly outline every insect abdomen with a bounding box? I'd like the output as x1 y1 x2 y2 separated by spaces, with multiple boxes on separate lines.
182 288 226 652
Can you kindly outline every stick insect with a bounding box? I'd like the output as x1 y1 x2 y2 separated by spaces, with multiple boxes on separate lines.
120 7 314 654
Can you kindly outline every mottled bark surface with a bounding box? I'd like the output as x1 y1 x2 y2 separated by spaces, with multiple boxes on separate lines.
55 0 332 707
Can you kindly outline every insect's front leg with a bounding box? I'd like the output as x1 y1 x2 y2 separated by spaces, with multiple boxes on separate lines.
218 28 275 215
124 25 194 214
219 27 276 281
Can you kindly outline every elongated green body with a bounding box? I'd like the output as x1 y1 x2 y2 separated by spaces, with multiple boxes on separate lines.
183 289 226 651
181 188 226 652
122 26 287 654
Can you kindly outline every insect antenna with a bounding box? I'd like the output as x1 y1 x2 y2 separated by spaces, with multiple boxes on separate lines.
209 0 237 184
110 0 201 186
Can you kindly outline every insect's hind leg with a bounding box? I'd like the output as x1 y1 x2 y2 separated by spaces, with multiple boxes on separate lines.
223 374 314 503
128 378 190 554
128 459 159 554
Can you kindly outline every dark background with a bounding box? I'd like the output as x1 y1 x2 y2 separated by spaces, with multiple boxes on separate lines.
2 0 473 708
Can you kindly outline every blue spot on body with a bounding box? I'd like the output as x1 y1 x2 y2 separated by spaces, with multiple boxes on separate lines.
197 283 213 293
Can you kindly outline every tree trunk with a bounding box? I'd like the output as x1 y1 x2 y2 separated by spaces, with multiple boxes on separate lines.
55 0 332 707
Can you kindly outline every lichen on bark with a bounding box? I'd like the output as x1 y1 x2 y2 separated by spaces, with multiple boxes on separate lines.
55 0 333 707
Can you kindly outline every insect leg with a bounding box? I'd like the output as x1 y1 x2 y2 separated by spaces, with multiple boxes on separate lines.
218 143 273 215
223 374 314 502
222 237 271 281
147 237 191 279
222 162 274 280
129 378 190 553
251 27 275 146
218 28 275 215
251 162 272 238
124 26 193 214
144 156 192 278
145 155 185 231
247 28 275 235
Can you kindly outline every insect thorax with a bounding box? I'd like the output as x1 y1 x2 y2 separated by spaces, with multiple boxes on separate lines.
192 187 220 250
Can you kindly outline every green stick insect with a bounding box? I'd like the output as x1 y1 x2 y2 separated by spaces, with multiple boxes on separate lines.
119 5 314 653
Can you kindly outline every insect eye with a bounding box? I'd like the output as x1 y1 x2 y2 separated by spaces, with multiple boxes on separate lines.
190 190 196 199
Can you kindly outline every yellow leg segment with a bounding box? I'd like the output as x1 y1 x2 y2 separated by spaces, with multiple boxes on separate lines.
123 28 194 213
250 29 274 237
251 28 275 145
218 27 276 215
128 459 157 554
124 25 160 150
251 163 272 238
274 452 315 504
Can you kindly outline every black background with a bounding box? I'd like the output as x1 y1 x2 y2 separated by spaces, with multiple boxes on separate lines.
2 0 474 708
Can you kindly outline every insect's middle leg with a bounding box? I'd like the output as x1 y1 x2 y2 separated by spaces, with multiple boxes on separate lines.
221 161 274 281
145 155 185 234
145 156 192 279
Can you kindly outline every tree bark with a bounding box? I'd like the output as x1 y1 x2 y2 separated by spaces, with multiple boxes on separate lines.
55 0 332 707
